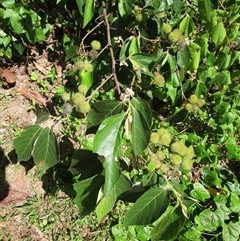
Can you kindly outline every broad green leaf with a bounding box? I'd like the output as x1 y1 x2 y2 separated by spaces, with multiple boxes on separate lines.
12 41 25 55
130 97 152 154
93 113 126 195
129 53 156 72
179 14 195 36
14 125 42 161
150 205 186 241
167 54 177 74
75 0 85 15
1 0 15 8
131 97 152 126
35 105 50 125
3 9 15 18
177 48 190 69
130 107 150 156
199 33 209 57
188 42 201 71
87 100 123 128
223 222 240 241
83 0 94 28
79 69 93 90
65 45 79 61
35 28 45 43
200 167 222 186
129 36 140 56
10 13 23 34
190 183 211 201
123 187 169 226
166 83 177 103
216 51 231 70
195 209 219 232
96 174 132 221
228 23 239 43
32 127 59 175
212 20 226 46
195 81 207 97
69 149 103 179
198 0 211 23
74 175 104 215
118 0 132 17
212 70 231 86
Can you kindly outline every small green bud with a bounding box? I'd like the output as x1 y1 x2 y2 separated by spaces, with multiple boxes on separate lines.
151 154 161 169
72 92 85 105
171 141 188 156
156 11 166 19
62 92 70 102
170 154 182 167
91 40 101 50
168 29 183 43
185 103 193 111
154 73 165 86
182 159 193 171
196 99 205 107
162 23 172 34
75 101 91 114
151 132 160 144
159 133 172 146
159 163 169 174
135 12 144 22
74 60 85 70
88 49 98 60
83 62 93 72
188 94 198 104
156 150 166 161
78 84 88 95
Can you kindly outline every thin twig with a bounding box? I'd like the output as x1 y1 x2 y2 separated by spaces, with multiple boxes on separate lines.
86 74 113 102
102 1 121 96
80 19 105 53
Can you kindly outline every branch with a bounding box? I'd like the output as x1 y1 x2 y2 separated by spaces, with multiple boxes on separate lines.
102 1 122 96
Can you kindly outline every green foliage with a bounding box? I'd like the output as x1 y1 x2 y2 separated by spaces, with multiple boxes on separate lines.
10 0 240 240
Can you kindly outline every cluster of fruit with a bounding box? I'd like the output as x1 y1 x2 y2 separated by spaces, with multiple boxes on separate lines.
150 128 195 174
185 94 205 112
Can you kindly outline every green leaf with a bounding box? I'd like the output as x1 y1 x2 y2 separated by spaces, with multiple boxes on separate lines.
150 205 186 241
35 28 45 43
14 125 42 161
1 0 15 8
190 183 211 201
93 113 126 196
118 0 132 17
212 70 231 86
10 13 23 34
129 53 156 73
96 174 132 221
79 69 93 90
166 83 177 103
130 97 152 156
74 175 104 215
69 149 103 179
195 209 219 232
123 187 169 226
65 45 79 61
212 20 226 46
3 8 15 18
83 0 94 28
188 42 201 71
195 81 207 97
87 100 123 128
198 0 211 23
75 0 85 15
12 41 25 55
200 167 222 186
223 222 240 241
32 127 59 175
199 33 209 57
179 14 195 36
35 105 50 125
129 36 140 56
177 48 191 69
